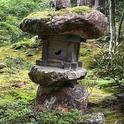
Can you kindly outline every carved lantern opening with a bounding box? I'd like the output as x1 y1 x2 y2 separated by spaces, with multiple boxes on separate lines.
37 35 82 69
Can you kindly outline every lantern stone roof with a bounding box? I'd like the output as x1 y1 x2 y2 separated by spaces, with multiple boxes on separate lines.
20 6 108 39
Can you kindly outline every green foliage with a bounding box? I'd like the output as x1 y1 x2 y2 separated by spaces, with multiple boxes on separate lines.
7 0 38 18
0 101 32 124
79 47 95 69
116 0 124 21
37 109 81 124
0 18 22 43
0 0 49 44
93 43 124 87
0 101 81 124
0 15 22 44
11 38 39 49
0 0 49 18
4 57 32 70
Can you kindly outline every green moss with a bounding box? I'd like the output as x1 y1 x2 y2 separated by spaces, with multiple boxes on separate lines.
24 6 93 20
0 46 41 64
70 6 93 13
0 69 36 106
0 46 38 106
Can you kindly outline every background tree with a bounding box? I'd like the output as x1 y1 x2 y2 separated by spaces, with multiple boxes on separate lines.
94 0 99 9
108 0 116 55
116 10 124 43
77 0 86 6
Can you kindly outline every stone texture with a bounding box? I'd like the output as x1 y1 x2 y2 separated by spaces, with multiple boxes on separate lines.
29 65 87 86
55 0 71 10
20 6 108 39
35 84 88 112
79 113 105 124
0 63 6 69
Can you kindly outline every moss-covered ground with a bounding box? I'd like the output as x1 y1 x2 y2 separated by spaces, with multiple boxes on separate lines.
0 46 37 106
0 41 124 123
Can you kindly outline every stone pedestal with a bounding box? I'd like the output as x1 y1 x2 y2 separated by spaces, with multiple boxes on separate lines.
35 83 88 112
29 65 88 112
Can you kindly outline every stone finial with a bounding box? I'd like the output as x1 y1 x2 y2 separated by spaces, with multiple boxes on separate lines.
55 0 71 10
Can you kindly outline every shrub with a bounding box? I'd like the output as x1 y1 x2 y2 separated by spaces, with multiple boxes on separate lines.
0 0 49 44
4 57 32 70
0 20 22 43
93 42 124 87
11 38 39 49
0 101 81 124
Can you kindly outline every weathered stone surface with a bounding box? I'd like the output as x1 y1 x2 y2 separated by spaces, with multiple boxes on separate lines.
56 0 71 10
20 6 108 39
20 6 106 116
29 65 87 85
79 113 105 124
0 63 6 69
35 84 88 112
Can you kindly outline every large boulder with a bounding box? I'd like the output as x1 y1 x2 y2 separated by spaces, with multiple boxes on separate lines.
20 6 108 39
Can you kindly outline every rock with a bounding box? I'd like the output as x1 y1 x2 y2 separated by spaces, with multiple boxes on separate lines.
20 6 108 39
79 113 105 124
12 82 26 88
35 84 88 112
0 63 6 69
29 65 87 86
55 0 71 10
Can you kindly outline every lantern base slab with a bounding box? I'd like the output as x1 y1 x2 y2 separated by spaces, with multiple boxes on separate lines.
29 65 87 86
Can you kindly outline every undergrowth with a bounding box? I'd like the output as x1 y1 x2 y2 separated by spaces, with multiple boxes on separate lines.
0 101 81 124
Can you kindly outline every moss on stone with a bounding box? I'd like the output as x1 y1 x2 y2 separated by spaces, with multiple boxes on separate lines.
24 6 93 20
70 6 93 14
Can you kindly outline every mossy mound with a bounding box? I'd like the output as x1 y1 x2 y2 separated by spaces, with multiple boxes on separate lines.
20 6 107 39
24 6 92 20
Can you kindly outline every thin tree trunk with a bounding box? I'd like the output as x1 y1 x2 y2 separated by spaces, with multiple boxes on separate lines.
94 0 99 9
108 0 116 56
77 0 86 6
116 10 124 44
87 0 94 7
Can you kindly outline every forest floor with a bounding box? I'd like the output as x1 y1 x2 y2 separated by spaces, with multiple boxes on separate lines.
0 43 124 124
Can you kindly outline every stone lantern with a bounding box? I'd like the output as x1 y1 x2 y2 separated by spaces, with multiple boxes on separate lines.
20 6 107 112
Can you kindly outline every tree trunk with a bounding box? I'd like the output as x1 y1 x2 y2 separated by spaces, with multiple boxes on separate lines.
116 10 124 44
108 0 116 56
55 0 71 10
94 0 107 13
94 0 99 9
77 0 86 6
